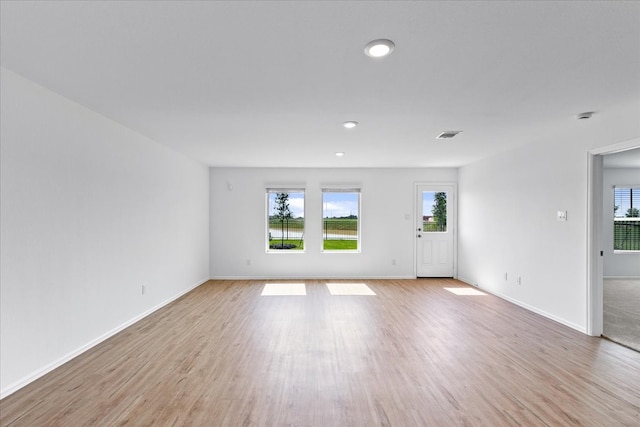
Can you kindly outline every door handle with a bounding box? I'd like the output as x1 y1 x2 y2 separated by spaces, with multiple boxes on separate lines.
417 234 422 238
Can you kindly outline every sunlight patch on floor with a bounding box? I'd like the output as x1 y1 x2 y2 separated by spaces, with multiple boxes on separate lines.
444 287 487 296
326 283 376 296
261 283 307 296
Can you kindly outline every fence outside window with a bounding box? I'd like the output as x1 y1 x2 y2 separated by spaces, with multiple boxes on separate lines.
614 218 640 251
323 219 357 240
422 221 446 232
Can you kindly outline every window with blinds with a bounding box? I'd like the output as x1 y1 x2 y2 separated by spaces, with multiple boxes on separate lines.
613 186 640 251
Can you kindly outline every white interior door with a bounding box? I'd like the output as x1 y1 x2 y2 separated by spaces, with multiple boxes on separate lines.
416 185 454 277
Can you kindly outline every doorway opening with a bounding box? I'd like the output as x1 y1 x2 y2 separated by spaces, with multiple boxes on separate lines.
587 138 640 339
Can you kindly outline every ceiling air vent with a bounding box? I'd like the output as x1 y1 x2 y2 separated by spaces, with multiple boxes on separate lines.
436 131 462 139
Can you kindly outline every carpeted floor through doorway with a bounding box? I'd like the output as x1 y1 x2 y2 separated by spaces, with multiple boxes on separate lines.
603 278 640 352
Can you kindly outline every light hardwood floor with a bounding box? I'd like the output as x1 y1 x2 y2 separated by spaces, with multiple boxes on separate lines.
2 279 639 426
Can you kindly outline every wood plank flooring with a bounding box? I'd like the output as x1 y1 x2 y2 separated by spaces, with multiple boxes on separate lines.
2 279 640 426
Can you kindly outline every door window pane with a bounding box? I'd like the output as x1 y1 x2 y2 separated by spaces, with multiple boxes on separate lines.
422 191 447 232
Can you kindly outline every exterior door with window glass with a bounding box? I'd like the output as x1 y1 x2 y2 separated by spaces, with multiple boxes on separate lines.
416 185 454 277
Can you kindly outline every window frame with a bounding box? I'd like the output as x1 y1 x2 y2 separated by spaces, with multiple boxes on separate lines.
266 188 306 253
612 185 640 253
321 188 361 253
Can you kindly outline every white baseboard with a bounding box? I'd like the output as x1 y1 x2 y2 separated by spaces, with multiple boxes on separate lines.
209 275 416 280
0 278 207 400
457 278 586 334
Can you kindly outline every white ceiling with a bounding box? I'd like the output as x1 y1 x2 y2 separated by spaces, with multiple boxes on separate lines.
603 147 640 169
1 1 639 168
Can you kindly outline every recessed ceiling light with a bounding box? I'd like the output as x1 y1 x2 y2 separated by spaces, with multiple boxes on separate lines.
436 131 462 139
343 121 358 129
336 152 345 157
364 39 395 58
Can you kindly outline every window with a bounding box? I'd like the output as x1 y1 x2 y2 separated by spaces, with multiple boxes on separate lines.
267 190 304 251
322 189 360 251
613 186 640 251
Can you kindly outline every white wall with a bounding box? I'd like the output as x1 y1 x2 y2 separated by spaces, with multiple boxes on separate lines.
0 69 210 397
458 101 640 333
210 167 456 278
603 167 640 278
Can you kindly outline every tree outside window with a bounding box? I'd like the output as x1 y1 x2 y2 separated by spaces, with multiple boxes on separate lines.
267 190 304 251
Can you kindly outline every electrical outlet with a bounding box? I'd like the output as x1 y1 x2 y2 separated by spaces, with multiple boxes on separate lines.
141 283 147 294
517 277 522 285
392 259 396 266
246 259 251 266
504 273 508 281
